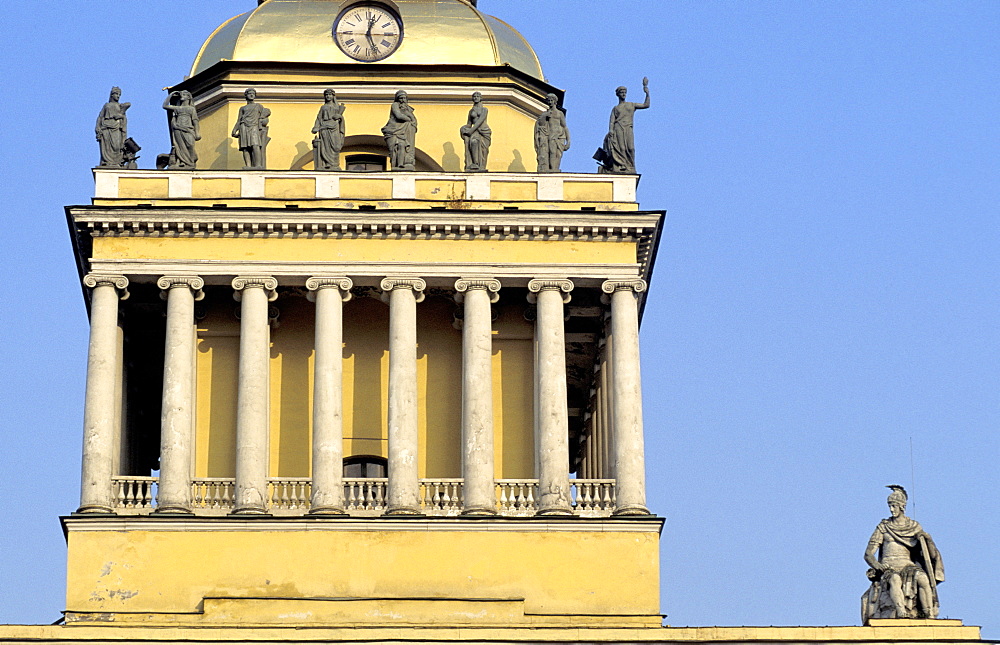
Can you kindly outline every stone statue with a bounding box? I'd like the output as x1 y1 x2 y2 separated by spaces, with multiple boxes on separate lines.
460 91 491 172
162 90 201 170
312 89 346 171
534 93 570 173
95 87 131 167
382 90 417 171
861 485 944 622
231 88 271 169
596 78 650 174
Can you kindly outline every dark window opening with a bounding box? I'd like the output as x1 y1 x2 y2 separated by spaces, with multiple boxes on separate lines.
345 154 388 172
343 455 388 478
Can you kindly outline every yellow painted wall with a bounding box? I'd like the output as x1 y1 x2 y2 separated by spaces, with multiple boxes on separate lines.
65 522 661 619
92 236 638 266
194 295 536 480
195 96 538 173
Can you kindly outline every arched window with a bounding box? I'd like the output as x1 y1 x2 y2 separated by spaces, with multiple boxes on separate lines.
343 455 388 478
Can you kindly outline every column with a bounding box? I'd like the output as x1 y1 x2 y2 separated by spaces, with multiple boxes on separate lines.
155 276 204 514
306 276 353 515
232 276 277 515
527 278 574 515
602 279 650 515
455 278 501 515
380 277 425 515
78 275 129 514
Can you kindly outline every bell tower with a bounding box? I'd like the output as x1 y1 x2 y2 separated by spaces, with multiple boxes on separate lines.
63 0 666 630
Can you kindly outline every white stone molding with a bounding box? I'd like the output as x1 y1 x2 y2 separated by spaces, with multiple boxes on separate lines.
454 277 501 304
602 278 650 516
380 276 427 304
529 277 575 516
306 276 354 302
155 276 201 514
77 274 130 513
232 276 278 302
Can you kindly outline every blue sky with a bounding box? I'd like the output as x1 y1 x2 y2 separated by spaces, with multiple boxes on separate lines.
1 0 997 635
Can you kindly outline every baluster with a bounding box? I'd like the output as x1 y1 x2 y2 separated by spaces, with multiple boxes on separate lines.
498 483 508 511
526 483 536 511
222 481 232 508
347 481 357 510
516 483 527 510
144 481 154 508
375 480 385 509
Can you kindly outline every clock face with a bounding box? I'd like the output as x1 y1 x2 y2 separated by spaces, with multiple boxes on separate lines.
333 4 403 62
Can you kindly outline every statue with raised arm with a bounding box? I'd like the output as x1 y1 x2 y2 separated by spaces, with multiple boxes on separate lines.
460 91 491 172
382 90 417 171
597 78 650 174
534 93 570 173
312 89 346 171
861 485 944 622
96 87 131 167
231 88 271 170
163 90 201 170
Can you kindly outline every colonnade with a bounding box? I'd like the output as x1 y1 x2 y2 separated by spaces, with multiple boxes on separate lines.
76 273 649 517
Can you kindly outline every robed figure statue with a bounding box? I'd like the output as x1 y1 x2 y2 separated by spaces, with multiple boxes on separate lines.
460 92 491 172
597 78 650 174
862 485 944 622
163 90 201 170
534 93 570 173
231 88 271 170
96 87 131 167
312 89 346 171
382 90 417 171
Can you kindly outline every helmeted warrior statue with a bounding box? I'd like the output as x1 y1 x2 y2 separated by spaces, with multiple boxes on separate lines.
231 88 271 170
95 87 131 167
312 89 346 171
862 485 944 622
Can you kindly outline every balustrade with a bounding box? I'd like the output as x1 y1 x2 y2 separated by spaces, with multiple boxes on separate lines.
108 477 616 517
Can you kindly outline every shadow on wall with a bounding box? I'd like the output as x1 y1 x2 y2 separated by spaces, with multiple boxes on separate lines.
508 149 526 172
441 142 461 171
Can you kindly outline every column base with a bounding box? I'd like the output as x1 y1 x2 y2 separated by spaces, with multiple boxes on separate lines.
535 506 575 517
230 506 271 516
460 506 499 516
384 506 424 516
307 506 348 516
612 504 651 517
153 505 194 515
75 504 115 515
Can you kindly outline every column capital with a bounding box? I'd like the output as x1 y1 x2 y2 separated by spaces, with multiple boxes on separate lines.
306 276 353 302
527 278 573 304
601 278 647 295
83 274 129 300
232 276 278 302
157 275 205 301
380 276 426 303
454 277 500 304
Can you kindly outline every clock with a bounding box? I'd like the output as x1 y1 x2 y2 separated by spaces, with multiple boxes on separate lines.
333 3 403 62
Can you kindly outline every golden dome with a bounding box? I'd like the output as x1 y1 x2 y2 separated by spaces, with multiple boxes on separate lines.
191 0 544 80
